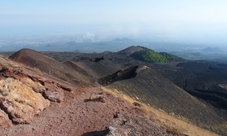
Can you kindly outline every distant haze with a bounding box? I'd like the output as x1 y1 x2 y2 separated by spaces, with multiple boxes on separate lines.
1 0 227 51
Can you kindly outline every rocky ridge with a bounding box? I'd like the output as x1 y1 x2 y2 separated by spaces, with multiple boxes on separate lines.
0 56 74 127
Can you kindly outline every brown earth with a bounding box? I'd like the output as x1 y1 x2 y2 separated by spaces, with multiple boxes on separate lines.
9 48 94 87
0 87 169 136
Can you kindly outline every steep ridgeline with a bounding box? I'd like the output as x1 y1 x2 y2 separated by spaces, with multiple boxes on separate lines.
9 48 93 87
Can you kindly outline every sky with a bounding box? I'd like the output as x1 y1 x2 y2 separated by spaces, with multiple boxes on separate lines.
1 0 227 48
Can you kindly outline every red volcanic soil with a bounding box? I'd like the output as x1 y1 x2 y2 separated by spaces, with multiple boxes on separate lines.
9 48 58 67
9 48 94 87
0 87 148 136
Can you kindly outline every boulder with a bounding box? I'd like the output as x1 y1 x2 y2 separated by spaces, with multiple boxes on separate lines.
0 78 50 124
43 82 64 102
44 90 64 102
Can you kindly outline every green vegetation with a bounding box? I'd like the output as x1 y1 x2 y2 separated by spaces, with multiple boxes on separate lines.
159 52 182 62
131 46 182 63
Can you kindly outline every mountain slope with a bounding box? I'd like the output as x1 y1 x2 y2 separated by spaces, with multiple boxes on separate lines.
130 46 183 63
73 57 122 78
151 60 227 112
98 65 227 135
7 47 226 135
0 51 189 136
118 46 143 56
9 48 93 87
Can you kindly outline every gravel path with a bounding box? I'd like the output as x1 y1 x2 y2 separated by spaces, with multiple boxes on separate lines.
0 87 147 136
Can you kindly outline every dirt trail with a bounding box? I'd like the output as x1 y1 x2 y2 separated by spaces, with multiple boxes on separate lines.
0 87 146 136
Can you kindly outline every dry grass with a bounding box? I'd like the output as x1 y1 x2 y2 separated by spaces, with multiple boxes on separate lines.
101 86 218 136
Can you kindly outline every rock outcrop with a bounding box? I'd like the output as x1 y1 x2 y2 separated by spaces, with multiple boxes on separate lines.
19 77 65 102
98 66 138 86
0 52 76 127
19 77 46 93
0 66 69 103
0 78 50 124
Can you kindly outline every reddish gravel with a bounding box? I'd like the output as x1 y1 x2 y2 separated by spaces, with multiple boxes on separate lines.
0 87 145 136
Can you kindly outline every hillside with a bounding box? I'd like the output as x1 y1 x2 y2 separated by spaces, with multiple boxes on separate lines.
116 47 227 115
98 65 227 134
157 61 227 111
0 47 226 135
118 46 143 56
72 57 122 78
0 50 170 136
130 46 183 63
41 46 227 135
9 48 93 87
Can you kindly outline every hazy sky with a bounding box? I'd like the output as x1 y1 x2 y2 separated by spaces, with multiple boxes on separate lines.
1 0 227 47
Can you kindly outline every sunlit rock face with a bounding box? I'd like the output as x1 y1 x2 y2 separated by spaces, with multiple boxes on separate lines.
0 78 50 124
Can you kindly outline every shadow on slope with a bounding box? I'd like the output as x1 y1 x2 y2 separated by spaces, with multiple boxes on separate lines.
98 66 138 85
80 56 104 62
156 61 227 111
73 57 122 78
64 61 92 78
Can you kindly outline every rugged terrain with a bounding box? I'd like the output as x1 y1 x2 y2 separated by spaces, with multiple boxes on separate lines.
42 46 227 135
0 47 226 135
0 50 170 136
